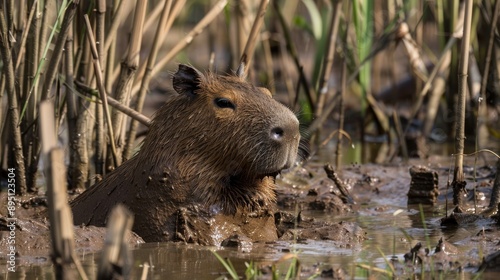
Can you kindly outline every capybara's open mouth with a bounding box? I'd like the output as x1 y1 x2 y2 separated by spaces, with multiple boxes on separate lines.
256 170 281 181
262 171 280 178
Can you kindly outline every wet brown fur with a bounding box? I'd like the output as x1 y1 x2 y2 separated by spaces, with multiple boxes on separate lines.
71 64 300 244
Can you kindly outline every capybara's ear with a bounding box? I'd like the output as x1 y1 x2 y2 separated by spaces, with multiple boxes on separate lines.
173 64 203 96
258 87 272 97
235 54 247 79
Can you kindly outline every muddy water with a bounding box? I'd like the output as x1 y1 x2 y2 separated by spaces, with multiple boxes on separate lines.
2 142 499 279
2 205 487 279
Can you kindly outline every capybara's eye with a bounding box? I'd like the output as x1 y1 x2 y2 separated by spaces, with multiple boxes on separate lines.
214 97 235 109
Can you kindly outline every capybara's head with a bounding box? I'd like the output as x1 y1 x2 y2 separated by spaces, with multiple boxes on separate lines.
138 64 300 214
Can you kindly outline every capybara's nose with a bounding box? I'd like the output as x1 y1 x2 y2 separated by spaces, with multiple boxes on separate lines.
270 126 285 141
269 116 299 143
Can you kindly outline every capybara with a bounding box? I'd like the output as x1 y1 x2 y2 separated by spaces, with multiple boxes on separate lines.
71 64 300 245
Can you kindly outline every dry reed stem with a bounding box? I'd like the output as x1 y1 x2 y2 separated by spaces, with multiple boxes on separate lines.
234 0 250 61
307 2 389 137
84 14 119 166
131 0 225 96
106 89 151 126
74 80 151 126
144 0 165 32
392 110 408 161
366 88 389 133
261 30 275 94
397 22 429 82
272 0 315 110
23 0 41 192
423 51 451 136
129 0 185 96
124 0 173 160
64 22 84 190
140 263 150 280
5 0 13 32
335 5 350 169
103 0 128 54
324 163 353 204
39 101 83 280
23 0 40 112
74 100 91 189
148 0 227 81
403 6 465 138
98 205 134 280
127 2 147 66
316 0 342 120
478 0 500 119
453 0 473 208
96 0 106 69
14 0 38 72
41 0 80 101
111 0 148 166
39 0 54 76
36 0 79 191
104 0 119 95
237 0 269 77
95 0 106 176
277 37 295 107
0 6 27 193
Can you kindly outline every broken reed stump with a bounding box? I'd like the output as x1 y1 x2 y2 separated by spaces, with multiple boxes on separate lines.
39 101 88 280
323 163 354 204
98 205 134 280
407 165 439 205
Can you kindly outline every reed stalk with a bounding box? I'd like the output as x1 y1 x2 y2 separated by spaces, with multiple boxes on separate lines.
236 0 270 76
97 205 134 280
39 101 83 279
130 0 185 97
95 0 106 176
104 0 118 96
41 0 79 101
478 0 500 132
234 0 250 63
23 0 41 193
14 0 38 73
0 3 27 193
335 0 351 169
315 0 342 121
452 0 473 209
65 22 84 190
403 3 465 138
110 0 148 167
123 0 173 161
130 0 226 96
84 14 119 167
272 0 315 111
103 0 128 54
335 57 347 169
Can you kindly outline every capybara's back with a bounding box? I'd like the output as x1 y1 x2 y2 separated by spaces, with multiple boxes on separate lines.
71 64 300 244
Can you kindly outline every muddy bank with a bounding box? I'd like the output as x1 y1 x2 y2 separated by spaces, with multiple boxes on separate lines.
0 195 363 265
0 210 144 266
274 155 500 277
